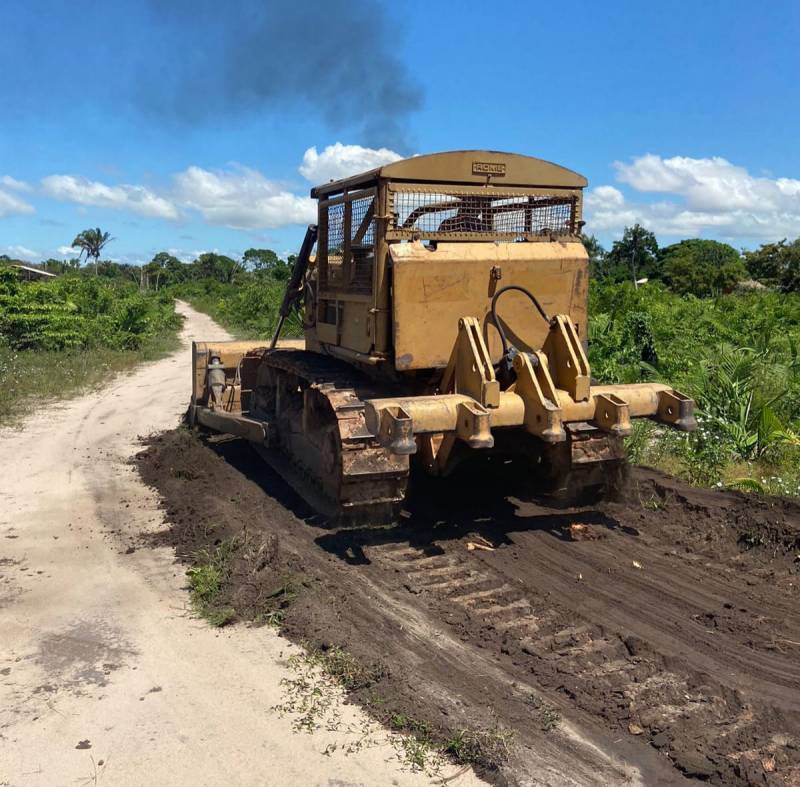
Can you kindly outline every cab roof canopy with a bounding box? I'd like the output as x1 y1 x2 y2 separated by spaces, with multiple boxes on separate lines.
310 150 588 198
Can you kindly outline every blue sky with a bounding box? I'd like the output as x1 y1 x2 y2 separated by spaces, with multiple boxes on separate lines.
1 0 799 265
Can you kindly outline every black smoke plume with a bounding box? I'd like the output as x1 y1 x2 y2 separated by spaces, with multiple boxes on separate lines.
140 0 422 152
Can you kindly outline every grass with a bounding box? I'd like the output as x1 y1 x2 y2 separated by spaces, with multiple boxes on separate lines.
271 642 514 773
312 645 384 691
273 650 446 772
389 714 437 770
186 539 239 626
185 528 314 628
389 711 515 771
443 726 516 768
273 653 342 733
625 419 800 497
0 328 181 428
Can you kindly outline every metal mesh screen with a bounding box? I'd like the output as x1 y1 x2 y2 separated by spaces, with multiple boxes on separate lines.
391 191 576 238
349 195 375 292
350 195 375 246
322 194 375 293
326 201 346 262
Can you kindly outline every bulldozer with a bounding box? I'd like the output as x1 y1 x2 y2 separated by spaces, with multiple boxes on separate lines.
189 150 696 522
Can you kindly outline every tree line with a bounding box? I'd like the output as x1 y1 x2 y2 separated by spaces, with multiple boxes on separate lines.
5 222 800 298
2 234 294 291
584 224 800 296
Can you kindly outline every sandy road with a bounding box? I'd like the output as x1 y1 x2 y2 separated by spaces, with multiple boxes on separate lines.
0 302 483 787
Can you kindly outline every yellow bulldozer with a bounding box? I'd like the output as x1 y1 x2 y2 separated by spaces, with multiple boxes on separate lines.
189 151 695 521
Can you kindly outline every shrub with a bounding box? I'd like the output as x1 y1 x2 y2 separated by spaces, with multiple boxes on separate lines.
0 267 181 352
591 281 800 489
173 277 301 338
659 239 746 296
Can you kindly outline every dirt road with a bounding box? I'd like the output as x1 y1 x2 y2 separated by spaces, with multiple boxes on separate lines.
137 431 800 786
0 303 481 787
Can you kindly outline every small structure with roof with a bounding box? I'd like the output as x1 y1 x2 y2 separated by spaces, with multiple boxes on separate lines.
9 263 57 281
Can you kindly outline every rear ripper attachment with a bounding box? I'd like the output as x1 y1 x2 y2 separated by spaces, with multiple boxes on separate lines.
364 311 695 501
188 150 696 521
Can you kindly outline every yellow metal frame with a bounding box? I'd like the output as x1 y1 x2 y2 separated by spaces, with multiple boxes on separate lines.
363 313 696 464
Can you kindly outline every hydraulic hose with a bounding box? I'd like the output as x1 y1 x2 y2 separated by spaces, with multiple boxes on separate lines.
490 284 552 358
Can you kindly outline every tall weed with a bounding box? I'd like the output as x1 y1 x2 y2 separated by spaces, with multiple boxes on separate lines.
593 282 800 491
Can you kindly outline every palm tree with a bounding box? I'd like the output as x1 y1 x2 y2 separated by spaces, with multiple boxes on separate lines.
71 228 113 275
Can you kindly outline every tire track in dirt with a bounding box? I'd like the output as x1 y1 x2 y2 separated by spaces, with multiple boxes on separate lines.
137 432 800 786
489 535 800 704
390 472 800 783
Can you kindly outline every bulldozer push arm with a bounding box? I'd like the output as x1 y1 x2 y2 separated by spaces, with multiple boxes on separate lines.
270 223 318 349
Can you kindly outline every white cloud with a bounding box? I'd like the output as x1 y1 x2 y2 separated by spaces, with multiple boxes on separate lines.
585 154 800 241
584 187 639 233
164 247 196 263
41 175 179 220
1 175 32 192
0 188 34 217
588 185 625 208
299 142 402 184
615 154 800 213
173 165 315 230
57 244 78 256
21 148 398 234
3 245 39 260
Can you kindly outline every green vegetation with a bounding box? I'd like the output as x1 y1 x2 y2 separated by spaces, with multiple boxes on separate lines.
312 645 384 692
443 726 515 768
590 280 800 492
6 220 800 498
139 245 298 339
181 525 313 628
0 263 182 425
71 227 113 275
0 232 295 424
387 712 514 770
744 238 800 292
186 540 238 626
273 646 385 736
595 224 661 283
389 714 437 770
166 228 800 497
660 239 747 296
258 573 316 626
173 277 299 338
0 266 179 351
585 226 800 296
273 644 513 772
583 228 800 495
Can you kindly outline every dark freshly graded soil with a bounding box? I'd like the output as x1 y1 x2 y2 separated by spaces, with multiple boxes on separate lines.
137 428 800 786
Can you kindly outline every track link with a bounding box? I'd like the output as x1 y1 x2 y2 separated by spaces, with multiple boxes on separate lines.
248 349 409 524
